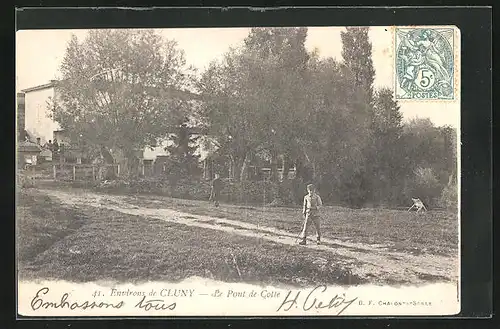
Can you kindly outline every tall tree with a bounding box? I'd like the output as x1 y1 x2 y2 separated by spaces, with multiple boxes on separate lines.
49 30 194 176
371 88 403 137
164 117 201 178
340 27 375 104
304 56 373 206
368 88 406 203
197 27 310 184
196 48 268 182
338 26 377 206
242 27 310 183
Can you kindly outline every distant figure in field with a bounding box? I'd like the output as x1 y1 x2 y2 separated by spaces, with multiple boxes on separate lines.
52 139 59 152
407 197 427 212
298 183 323 245
210 173 223 207
52 139 60 162
45 140 53 149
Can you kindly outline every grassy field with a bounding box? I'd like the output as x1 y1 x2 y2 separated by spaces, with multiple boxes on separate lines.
17 186 458 287
117 192 458 257
17 188 364 287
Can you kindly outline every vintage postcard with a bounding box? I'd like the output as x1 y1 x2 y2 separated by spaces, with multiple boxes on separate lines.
16 25 460 317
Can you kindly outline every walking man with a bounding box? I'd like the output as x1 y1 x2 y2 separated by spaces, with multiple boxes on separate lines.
210 173 223 207
299 183 323 245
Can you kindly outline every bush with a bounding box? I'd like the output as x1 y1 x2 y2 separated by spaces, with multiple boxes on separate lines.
219 179 280 205
17 173 36 189
439 181 458 211
94 179 130 193
93 177 283 205
403 166 443 208
338 171 371 208
169 178 211 200
94 177 211 200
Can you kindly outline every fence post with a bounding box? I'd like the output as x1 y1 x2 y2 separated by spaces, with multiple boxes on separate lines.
73 165 76 181
53 164 56 180
92 166 96 181
117 164 120 177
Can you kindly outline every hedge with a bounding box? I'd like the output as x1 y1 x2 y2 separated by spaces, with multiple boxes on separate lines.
219 179 279 205
94 178 282 205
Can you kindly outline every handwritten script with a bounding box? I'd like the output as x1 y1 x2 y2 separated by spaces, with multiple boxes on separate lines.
276 285 358 315
30 287 176 312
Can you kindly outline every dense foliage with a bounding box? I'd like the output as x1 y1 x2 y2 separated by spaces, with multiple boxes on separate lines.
164 117 201 179
53 27 457 209
49 30 194 176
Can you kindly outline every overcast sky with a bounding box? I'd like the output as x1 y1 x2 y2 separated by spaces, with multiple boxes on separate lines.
16 27 459 127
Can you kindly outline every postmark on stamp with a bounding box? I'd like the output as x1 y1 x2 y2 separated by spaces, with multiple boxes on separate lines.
395 28 455 100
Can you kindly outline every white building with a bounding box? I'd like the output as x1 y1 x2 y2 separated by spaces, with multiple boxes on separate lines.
21 80 61 145
19 81 216 167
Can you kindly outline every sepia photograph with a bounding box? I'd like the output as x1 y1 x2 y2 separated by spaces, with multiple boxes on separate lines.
16 25 461 317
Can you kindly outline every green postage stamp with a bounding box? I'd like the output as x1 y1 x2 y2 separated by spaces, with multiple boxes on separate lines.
395 27 456 100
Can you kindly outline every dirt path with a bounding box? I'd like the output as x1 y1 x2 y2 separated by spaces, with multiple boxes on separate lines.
40 188 459 284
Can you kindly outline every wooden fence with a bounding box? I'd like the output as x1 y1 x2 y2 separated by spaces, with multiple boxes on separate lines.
53 163 120 181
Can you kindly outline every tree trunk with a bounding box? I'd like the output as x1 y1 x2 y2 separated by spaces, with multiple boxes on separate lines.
278 154 294 204
127 154 140 178
311 159 316 181
295 158 304 181
230 155 243 182
281 154 292 181
240 153 249 182
100 146 117 179
109 147 138 179
270 150 279 182
228 156 234 179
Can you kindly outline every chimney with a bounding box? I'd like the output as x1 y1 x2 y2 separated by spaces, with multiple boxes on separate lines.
17 93 25 141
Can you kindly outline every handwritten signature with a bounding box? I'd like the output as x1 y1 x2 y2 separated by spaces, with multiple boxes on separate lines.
276 285 358 315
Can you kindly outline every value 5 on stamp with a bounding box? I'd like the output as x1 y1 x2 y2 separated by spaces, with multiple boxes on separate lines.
395 27 458 100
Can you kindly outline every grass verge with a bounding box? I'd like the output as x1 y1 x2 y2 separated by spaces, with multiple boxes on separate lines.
18 188 371 287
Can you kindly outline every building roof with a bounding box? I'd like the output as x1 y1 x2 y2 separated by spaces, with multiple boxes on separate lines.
21 80 58 93
19 80 207 102
18 141 42 153
24 129 37 142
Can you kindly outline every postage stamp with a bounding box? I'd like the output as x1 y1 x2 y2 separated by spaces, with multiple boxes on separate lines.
16 22 461 318
395 27 456 100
